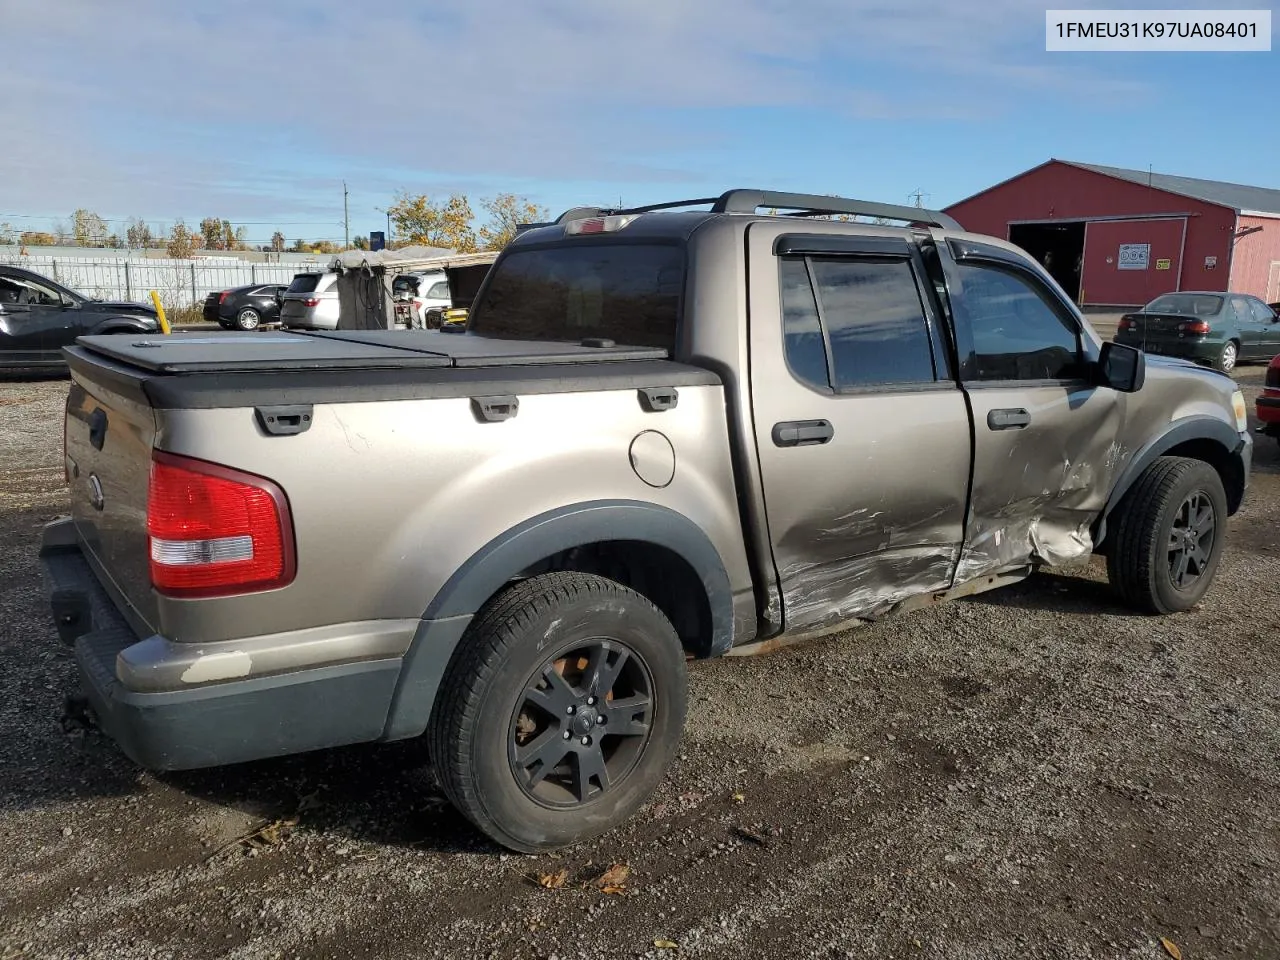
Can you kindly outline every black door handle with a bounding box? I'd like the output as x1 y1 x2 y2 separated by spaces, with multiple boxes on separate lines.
772 419 834 447
987 407 1031 431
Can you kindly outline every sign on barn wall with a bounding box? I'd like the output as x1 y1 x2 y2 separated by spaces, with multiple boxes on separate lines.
1117 243 1150 270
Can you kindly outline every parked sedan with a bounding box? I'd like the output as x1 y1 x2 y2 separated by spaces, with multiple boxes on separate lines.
278 272 340 330
203 283 287 330
0 265 158 370
1114 291 1280 373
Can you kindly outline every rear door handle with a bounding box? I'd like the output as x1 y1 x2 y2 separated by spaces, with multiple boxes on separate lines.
772 419 834 447
987 408 1031 431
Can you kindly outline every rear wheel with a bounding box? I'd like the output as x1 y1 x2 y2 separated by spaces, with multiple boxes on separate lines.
428 572 687 853
1215 339 1239 373
235 307 262 331
1106 456 1228 614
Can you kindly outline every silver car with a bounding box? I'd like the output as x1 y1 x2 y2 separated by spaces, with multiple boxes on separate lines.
279 272 340 330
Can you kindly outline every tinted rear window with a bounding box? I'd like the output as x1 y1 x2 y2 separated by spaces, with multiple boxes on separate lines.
467 243 684 349
1145 294 1222 316
287 273 321 294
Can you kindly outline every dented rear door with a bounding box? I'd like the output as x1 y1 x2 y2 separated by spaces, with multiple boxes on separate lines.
938 238 1124 582
746 222 971 635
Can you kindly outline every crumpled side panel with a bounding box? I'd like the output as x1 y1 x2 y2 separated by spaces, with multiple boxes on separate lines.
779 544 959 634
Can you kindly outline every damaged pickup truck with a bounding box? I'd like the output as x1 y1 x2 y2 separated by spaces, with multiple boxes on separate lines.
43 189 1251 852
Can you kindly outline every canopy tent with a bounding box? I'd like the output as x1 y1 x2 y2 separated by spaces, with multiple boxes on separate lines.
329 247 500 330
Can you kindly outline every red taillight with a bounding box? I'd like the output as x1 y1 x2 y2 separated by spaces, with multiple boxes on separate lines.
1180 320 1210 335
219 290 230 304
146 451 294 597
1118 317 1136 331
301 297 320 307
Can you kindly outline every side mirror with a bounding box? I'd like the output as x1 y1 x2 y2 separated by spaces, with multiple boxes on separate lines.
62 300 82 310
1098 341 1145 393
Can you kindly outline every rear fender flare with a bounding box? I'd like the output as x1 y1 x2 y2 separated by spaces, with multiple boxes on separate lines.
380 500 734 741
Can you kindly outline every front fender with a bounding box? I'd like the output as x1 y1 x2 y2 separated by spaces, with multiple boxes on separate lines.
1095 415 1248 544
381 500 735 742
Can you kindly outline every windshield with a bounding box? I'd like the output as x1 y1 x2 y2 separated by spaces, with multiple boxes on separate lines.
287 273 321 294
1145 293 1222 316
467 242 685 349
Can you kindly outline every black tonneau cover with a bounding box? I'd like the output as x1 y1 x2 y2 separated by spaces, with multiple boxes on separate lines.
74 330 668 375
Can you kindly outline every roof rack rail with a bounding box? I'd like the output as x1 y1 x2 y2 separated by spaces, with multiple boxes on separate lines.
550 190 962 231
711 190 962 230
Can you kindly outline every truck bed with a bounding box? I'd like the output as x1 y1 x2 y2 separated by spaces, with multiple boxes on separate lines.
66 330 713 409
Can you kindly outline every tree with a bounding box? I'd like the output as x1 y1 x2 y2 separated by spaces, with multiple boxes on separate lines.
478 194 550 251
71 209 111 246
348 235 370 251
166 220 198 259
386 192 477 252
125 218 155 249
270 231 286 253
289 238 309 253
20 231 57 246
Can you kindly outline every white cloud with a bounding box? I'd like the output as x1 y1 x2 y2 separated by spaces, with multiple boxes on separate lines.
0 0 1154 223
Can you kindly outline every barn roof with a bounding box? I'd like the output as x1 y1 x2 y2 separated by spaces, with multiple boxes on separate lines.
1059 160 1280 217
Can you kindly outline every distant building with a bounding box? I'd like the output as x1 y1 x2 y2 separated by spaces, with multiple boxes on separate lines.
945 159 1280 306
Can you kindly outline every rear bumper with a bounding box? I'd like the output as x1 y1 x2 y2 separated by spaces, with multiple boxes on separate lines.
1113 334 1218 363
40 519 403 771
1257 394 1280 424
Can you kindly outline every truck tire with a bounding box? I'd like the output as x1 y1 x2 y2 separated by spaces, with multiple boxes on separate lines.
428 572 687 853
1106 456 1228 614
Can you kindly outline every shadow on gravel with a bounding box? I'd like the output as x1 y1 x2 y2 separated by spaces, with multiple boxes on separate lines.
159 739 499 856
962 569 1139 616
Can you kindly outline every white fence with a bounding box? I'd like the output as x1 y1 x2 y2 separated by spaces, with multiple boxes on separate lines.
0 254 327 307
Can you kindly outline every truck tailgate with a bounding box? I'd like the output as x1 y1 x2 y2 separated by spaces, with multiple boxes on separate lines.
65 371 160 632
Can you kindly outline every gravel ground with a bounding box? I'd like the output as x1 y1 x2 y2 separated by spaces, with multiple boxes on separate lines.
1 368 1277 960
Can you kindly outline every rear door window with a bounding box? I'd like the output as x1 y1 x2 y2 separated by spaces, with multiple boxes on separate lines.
426 281 450 299
287 274 321 294
779 255 939 391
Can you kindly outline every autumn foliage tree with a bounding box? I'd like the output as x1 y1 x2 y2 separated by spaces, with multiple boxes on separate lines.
387 193 477 252
166 220 198 259
479 194 550 250
199 217 247 251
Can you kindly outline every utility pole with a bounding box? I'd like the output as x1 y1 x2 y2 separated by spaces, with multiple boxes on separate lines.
343 181 350 249
909 188 927 208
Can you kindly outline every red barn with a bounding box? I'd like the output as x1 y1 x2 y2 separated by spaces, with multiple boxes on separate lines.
944 159 1280 307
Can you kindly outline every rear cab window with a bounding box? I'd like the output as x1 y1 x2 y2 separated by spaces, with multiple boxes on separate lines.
467 243 685 350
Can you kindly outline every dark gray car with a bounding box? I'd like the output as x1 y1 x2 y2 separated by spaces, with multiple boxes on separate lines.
43 189 1251 854
0 265 158 369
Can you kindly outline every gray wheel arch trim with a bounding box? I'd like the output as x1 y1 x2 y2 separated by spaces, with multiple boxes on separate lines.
380 499 735 742
1095 415 1243 543
91 317 154 334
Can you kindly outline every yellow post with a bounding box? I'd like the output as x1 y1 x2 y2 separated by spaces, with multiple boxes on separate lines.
149 291 171 334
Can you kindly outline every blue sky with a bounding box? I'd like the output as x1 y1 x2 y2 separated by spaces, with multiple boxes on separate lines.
2 0 1276 245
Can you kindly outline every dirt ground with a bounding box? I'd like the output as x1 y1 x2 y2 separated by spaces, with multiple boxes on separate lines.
1 365 1277 960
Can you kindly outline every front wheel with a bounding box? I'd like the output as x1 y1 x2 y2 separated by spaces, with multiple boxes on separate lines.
428 572 687 853
234 307 261 331
1106 456 1228 614
1215 339 1239 373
